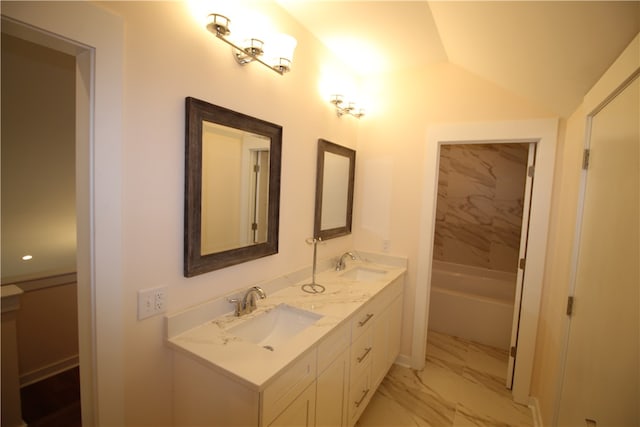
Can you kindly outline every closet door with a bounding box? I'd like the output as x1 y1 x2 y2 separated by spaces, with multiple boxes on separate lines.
557 75 639 426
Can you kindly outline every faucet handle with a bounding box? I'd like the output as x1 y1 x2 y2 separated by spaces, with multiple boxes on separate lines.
227 297 242 316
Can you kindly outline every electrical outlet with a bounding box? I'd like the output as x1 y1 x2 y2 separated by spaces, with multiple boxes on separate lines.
154 288 166 312
382 239 391 253
138 286 168 320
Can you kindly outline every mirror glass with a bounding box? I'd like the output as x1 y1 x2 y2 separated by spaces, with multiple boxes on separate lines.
185 97 281 277
314 139 355 240
200 121 271 254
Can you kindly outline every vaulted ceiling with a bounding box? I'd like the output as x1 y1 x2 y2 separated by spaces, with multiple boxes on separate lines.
278 1 640 117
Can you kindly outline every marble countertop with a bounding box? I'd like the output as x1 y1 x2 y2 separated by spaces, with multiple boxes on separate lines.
166 256 406 392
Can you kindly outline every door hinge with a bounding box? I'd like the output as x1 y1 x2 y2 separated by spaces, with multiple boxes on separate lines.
519 258 526 270
566 296 574 316
582 149 590 170
251 222 258 231
510 346 517 358
527 165 535 178
253 164 260 173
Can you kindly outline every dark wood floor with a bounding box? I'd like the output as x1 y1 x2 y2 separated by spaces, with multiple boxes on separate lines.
21 367 82 427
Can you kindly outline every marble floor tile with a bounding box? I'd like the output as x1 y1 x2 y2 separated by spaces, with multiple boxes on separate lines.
424 330 468 367
415 356 464 404
465 341 510 381
357 332 533 427
356 391 433 427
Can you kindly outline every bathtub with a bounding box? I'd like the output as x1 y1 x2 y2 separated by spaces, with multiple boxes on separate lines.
427 260 517 350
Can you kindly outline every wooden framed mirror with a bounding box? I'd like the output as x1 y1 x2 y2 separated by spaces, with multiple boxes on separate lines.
184 97 282 277
313 139 356 240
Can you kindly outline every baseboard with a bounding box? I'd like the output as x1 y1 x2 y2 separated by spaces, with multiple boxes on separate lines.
20 355 79 387
529 396 543 427
394 353 412 368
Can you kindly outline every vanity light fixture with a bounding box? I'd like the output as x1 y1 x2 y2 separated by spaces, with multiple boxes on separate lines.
205 13 297 75
330 94 365 119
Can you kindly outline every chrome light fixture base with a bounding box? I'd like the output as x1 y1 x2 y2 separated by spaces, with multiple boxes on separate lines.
205 13 294 76
330 95 365 119
234 38 265 65
272 57 292 74
206 13 230 37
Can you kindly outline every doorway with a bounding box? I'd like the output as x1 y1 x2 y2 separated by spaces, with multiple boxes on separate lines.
427 141 534 388
413 119 558 404
1 3 125 424
1 21 84 426
1 24 80 426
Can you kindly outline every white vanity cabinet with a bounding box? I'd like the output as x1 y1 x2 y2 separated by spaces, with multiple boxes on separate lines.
263 350 317 426
173 348 317 427
371 292 403 389
347 275 404 426
316 321 350 427
170 264 405 427
268 382 316 427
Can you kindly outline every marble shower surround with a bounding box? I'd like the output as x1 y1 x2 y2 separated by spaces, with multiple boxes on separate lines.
434 143 528 273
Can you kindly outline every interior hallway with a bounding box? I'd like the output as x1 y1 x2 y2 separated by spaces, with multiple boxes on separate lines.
357 331 533 427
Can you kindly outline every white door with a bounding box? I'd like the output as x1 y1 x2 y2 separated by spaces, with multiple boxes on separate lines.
506 143 536 389
557 75 639 426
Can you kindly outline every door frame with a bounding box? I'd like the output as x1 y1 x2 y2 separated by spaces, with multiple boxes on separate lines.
553 33 640 426
413 119 558 404
1 3 125 425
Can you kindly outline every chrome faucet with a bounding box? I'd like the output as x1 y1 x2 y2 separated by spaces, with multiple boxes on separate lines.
229 286 266 316
335 252 356 271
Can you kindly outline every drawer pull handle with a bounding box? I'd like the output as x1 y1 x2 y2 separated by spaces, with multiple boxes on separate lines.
354 388 370 408
357 347 372 363
358 313 374 327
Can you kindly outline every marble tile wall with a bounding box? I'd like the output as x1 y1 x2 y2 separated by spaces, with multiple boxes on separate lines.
434 144 529 273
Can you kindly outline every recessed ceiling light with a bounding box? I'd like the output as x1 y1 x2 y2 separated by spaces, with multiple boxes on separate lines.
22 255 33 261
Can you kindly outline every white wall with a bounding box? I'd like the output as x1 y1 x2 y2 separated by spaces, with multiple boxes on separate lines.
95 2 360 424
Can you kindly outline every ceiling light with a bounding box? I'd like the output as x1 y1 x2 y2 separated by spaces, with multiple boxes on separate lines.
22 255 33 261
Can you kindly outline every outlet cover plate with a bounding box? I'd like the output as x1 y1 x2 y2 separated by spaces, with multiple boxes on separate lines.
138 286 167 320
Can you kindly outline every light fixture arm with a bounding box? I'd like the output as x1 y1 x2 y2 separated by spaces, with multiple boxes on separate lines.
206 14 290 76
330 95 365 119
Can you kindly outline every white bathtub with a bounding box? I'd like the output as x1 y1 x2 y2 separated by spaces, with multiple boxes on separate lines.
427 260 517 350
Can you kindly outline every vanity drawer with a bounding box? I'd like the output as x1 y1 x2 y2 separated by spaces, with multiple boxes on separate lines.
262 350 317 426
348 369 371 425
351 303 378 341
350 326 372 381
317 321 350 374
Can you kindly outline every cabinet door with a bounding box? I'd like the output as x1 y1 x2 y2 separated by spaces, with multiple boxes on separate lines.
371 304 390 388
388 295 402 367
316 349 349 427
262 350 316 425
347 369 371 426
268 382 316 427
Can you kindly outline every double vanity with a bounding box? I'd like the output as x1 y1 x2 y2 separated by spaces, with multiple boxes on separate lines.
166 252 406 426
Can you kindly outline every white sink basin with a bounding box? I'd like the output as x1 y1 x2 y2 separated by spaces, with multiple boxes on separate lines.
340 266 387 282
228 304 322 350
